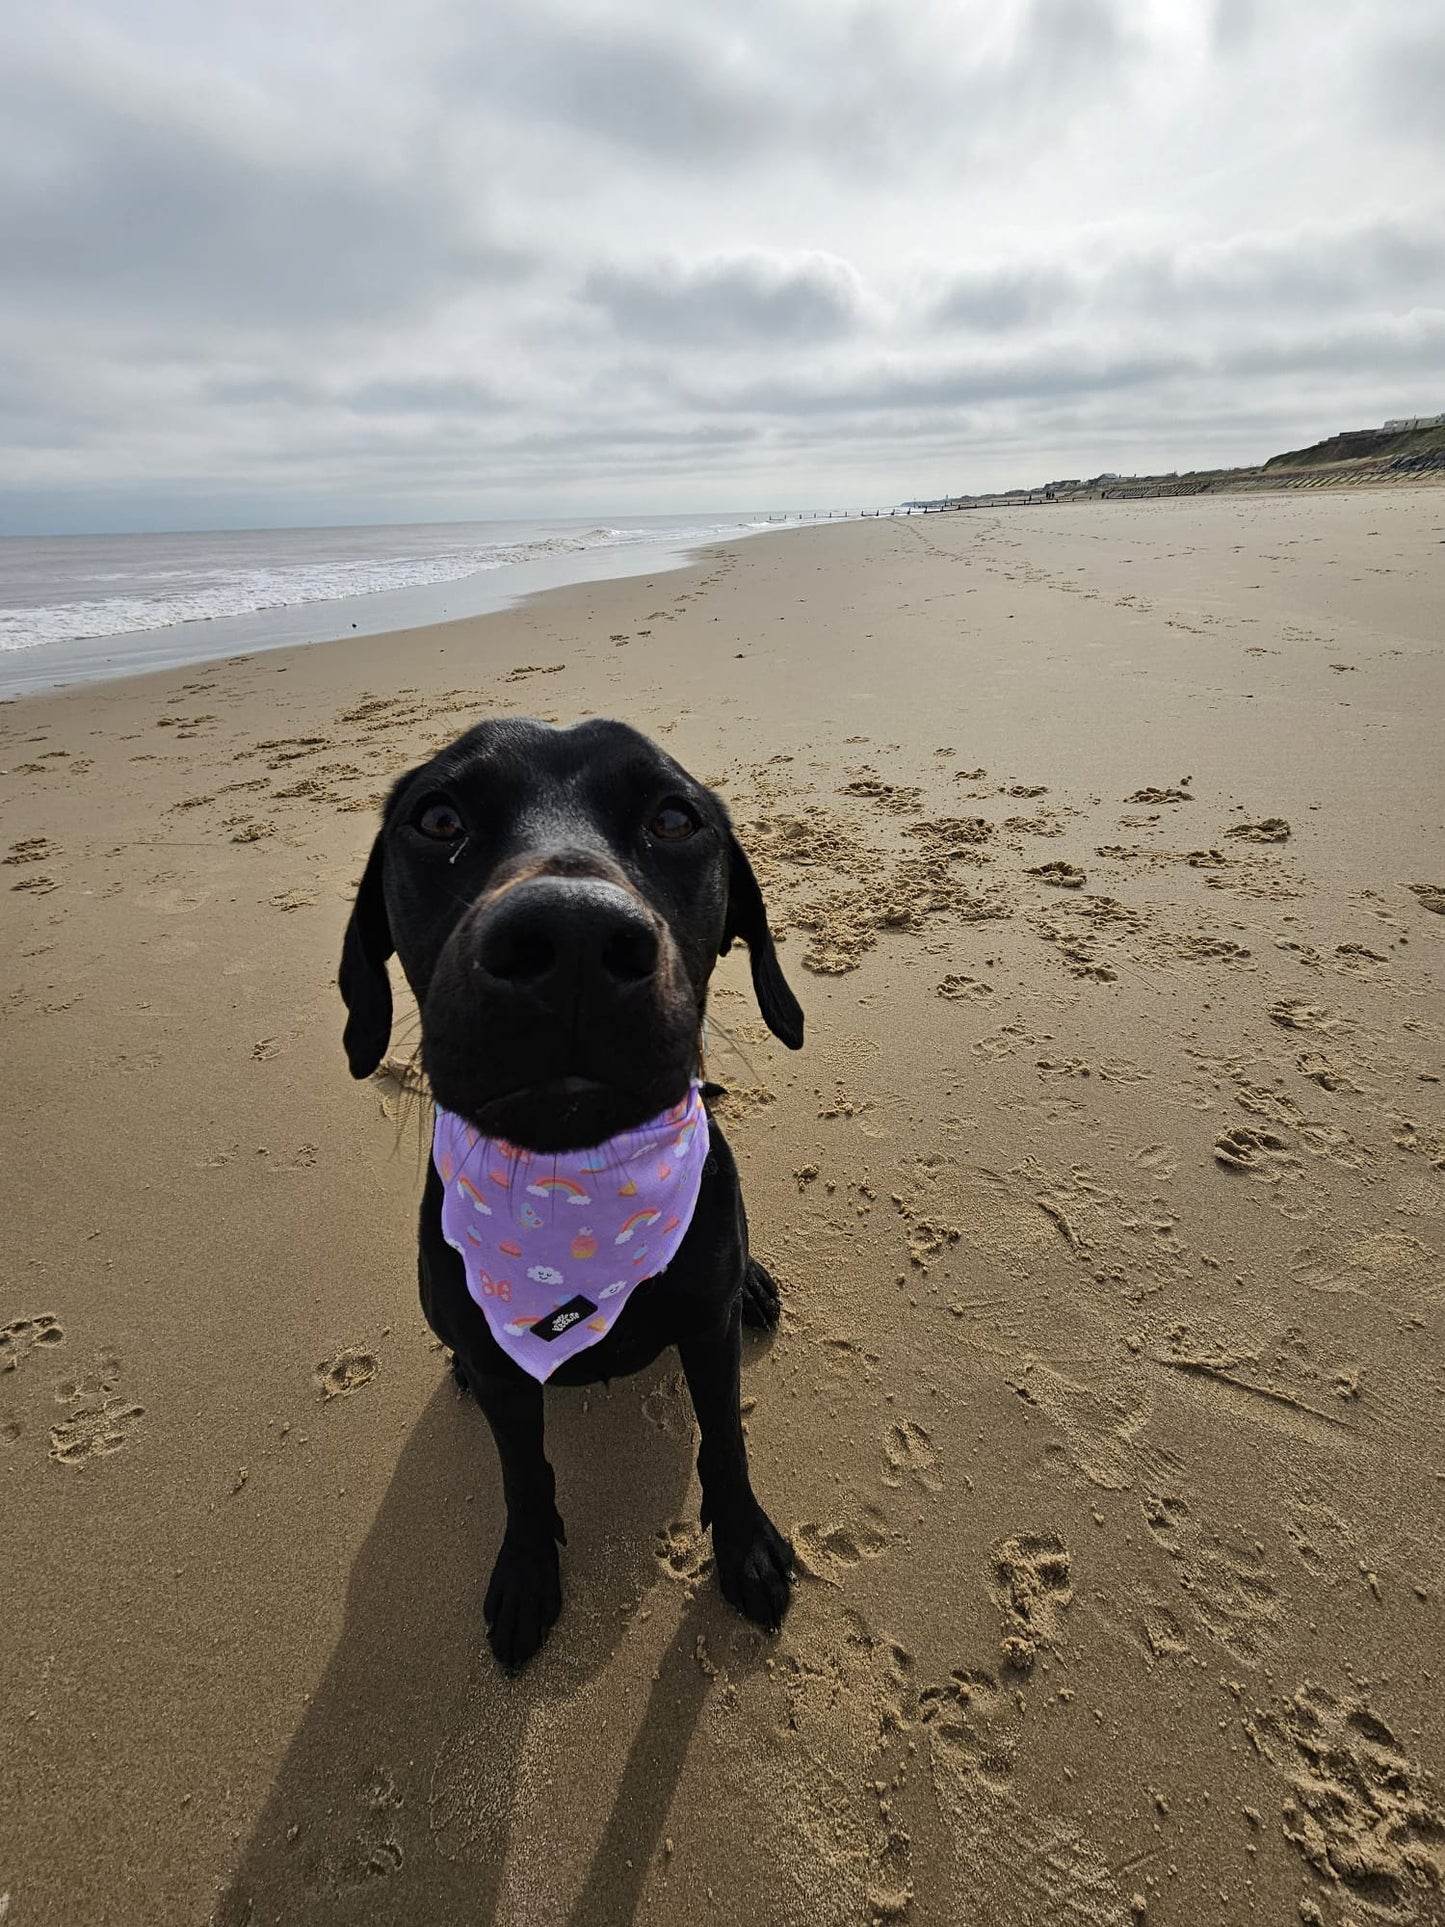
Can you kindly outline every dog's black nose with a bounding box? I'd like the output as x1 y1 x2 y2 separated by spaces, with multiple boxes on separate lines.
475 877 660 994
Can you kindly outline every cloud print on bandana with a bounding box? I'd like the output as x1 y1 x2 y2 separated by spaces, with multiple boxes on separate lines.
433 1084 709 1383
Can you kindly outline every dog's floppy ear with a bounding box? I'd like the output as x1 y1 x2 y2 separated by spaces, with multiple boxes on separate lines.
338 831 394 1078
721 832 804 1050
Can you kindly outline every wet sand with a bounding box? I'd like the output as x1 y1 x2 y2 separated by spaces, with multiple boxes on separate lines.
3 487 1444 1926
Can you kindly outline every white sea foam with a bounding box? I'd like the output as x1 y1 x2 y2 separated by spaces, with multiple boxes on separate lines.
0 515 790 656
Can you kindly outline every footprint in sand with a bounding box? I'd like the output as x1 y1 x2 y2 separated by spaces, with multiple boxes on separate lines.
1290 1233 1440 1314
792 1506 892 1585
292 1765 406 1889
989 1532 1074 1672
1268 999 1350 1034
1296 1048 1365 1093
750 1611 917 1923
1131 1142 1177 1177
314 1347 379 1401
1007 1360 1149 1493
1224 818 1290 843
1141 1491 1279 1663
1405 882 1445 916
937 973 993 1002
1333 941 1388 974
1138 1599 1193 1662
920 1663 1134 1924
882 1418 942 1492
918 1667 1019 1785
1 1313 65 1373
1213 1125 1303 1181
641 1369 696 1440
1027 861 1086 888
1249 1684 1445 1916
4 837 60 866
654 1518 710 1580
49 1357 144 1466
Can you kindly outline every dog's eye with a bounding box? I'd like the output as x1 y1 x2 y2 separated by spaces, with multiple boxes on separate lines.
649 801 699 841
416 799 465 841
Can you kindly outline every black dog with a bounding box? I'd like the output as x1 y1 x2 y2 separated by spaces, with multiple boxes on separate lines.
339 716 804 1668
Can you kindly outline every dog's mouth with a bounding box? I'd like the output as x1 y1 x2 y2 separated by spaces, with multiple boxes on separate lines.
448 1072 685 1154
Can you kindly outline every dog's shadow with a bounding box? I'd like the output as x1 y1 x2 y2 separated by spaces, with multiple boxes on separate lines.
216 1363 715 1926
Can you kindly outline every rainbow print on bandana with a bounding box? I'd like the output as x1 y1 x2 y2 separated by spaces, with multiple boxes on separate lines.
526 1175 591 1205
432 1081 709 1383
457 1175 491 1213
614 1207 662 1245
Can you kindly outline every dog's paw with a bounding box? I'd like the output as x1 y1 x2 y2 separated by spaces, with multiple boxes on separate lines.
484 1532 562 1671
740 1257 782 1330
712 1503 794 1631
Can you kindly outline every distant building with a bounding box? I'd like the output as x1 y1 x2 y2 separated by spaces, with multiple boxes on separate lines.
1383 414 1445 430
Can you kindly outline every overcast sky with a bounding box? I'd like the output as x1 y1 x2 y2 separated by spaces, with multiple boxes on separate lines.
3 0 1443 532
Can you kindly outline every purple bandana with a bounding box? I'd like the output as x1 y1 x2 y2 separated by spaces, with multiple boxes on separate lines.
432 1083 710 1382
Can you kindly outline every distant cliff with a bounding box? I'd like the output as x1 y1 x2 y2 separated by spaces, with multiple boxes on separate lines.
910 418 1445 512
1263 422 1445 469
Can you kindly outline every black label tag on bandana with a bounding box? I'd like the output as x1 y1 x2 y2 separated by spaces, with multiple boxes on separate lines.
530 1296 599 1343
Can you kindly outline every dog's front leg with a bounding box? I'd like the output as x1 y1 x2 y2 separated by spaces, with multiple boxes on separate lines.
466 1365 565 1669
679 1305 793 1630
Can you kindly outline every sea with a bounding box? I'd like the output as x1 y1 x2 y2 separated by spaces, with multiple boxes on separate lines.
0 511 818 697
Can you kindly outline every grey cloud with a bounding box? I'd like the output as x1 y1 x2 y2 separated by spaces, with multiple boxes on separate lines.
1110 216 1445 318
0 68 527 330
1220 312 1445 380
1368 17 1445 146
811 0 1144 173
703 346 1190 420
202 373 511 417
1210 0 1260 55
923 213 1445 342
2 0 1443 532
930 264 1079 332
491 21 773 163
462 0 1144 178
206 376 324 409
342 377 511 417
583 254 861 346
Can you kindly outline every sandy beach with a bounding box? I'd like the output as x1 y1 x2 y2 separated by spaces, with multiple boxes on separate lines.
4 487 1445 1926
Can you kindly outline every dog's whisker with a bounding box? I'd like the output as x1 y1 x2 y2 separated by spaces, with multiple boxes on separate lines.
700 1015 761 1087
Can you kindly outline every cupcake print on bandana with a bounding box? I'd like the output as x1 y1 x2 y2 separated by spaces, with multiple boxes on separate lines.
433 1084 710 1382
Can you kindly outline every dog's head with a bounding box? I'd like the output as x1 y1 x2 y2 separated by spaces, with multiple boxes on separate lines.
339 716 802 1151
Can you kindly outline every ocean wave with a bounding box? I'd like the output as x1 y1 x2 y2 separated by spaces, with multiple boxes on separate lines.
0 516 794 655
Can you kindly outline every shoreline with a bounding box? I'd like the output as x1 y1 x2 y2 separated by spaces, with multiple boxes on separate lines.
6 468 1438 703
3 488 1443 1926
0 514 821 701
